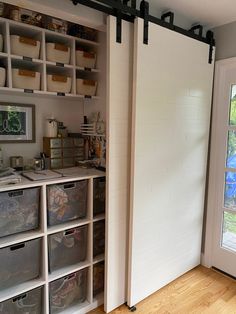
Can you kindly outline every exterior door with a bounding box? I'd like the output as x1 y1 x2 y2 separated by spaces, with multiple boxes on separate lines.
211 58 236 277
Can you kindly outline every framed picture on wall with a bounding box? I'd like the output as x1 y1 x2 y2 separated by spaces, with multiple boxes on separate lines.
0 103 35 143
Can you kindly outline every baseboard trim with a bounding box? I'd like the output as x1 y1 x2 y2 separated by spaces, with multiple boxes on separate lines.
212 266 236 280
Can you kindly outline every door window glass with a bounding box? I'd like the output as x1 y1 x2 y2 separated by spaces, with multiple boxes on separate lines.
222 211 236 252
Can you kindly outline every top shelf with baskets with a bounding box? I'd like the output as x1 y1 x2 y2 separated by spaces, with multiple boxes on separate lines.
0 17 101 99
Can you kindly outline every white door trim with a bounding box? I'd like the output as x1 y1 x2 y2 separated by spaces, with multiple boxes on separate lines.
202 57 236 268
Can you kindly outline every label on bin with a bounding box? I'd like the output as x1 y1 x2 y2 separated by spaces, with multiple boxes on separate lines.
56 62 64 67
24 89 34 93
23 56 33 62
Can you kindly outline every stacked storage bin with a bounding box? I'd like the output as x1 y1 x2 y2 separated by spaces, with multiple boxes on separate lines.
48 225 88 272
0 187 42 313
76 47 98 96
93 261 104 297
0 287 43 314
93 177 106 216
10 34 42 90
47 179 89 312
47 180 88 226
49 268 88 314
93 220 105 258
46 41 72 94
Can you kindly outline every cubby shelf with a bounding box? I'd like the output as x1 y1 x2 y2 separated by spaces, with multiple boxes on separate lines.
49 261 91 282
47 218 91 235
93 292 104 304
93 214 105 222
93 254 105 265
0 169 106 314
0 278 45 303
0 17 100 100
0 229 44 249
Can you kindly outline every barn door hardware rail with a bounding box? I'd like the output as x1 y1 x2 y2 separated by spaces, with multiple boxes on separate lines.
206 30 215 64
161 11 174 27
72 0 215 62
190 24 203 37
140 0 149 44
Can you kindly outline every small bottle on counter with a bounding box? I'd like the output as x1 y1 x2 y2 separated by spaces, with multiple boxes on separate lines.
0 146 3 169
84 138 89 160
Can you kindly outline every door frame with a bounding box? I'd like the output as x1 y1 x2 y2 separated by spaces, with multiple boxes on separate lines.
203 57 236 269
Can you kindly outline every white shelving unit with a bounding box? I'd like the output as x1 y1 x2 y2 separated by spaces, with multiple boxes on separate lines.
0 17 100 99
0 169 106 314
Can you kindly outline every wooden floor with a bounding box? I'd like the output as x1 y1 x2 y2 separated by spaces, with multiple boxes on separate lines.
89 266 236 314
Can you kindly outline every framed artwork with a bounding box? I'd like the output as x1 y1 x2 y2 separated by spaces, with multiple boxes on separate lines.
0 103 35 143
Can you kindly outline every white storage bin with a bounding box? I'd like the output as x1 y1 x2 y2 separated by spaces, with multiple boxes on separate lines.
0 67 5 87
12 68 41 90
47 74 72 93
10 35 41 59
46 43 70 64
76 49 96 69
0 34 3 52
76 79 97 96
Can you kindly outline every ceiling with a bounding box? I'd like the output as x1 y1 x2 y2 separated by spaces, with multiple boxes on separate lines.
140 0 236 29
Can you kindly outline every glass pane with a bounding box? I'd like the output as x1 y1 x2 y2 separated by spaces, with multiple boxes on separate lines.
229 85 236 125
224 172 236 210
222 211 236 252
226 131 236 168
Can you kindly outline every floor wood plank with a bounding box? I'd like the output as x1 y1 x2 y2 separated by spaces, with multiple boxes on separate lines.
89 266 236 314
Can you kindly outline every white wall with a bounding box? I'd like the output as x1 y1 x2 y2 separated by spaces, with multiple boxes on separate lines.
213 21 236 60
136 0 197 30
0 93 84 166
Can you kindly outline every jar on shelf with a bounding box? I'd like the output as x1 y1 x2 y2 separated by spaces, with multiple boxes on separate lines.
45 118 58 138
0 3 5 17
10 7 20 21
58 121 68 137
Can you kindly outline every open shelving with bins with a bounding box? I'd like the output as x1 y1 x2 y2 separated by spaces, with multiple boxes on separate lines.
0 17 100 100
0 169 106 314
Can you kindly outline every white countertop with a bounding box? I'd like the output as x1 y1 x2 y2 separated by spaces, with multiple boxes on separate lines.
0 167 106 192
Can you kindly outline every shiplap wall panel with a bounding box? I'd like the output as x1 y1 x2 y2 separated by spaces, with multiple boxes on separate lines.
128 18 215 307
105 16 133 313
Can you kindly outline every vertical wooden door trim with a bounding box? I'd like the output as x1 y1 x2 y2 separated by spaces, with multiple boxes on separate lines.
105 16 133 313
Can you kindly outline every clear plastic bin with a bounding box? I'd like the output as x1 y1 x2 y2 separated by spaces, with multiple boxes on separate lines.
0 286 42 314
0 238 41 290
48 225 88 272
93 177 106 216
49 268 88 314
93 220 105 258
0 187 40 238
93 261 104 297
47 180 88 226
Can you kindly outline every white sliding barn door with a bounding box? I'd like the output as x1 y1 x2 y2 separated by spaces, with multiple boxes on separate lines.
128 18 215 307
105 16 133 313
